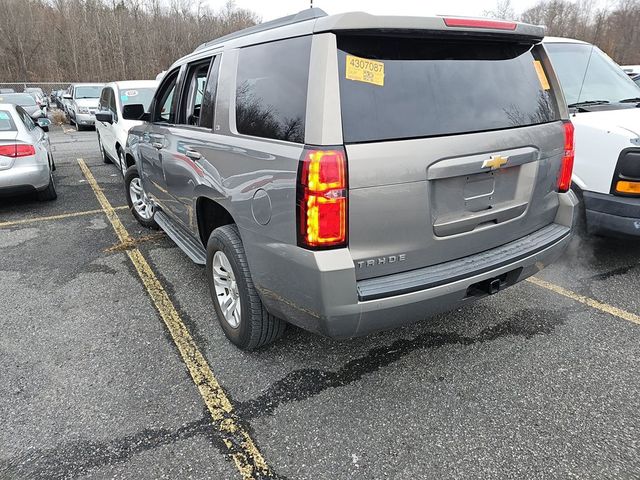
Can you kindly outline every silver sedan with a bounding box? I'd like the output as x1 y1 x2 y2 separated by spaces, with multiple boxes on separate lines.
0 103 56 200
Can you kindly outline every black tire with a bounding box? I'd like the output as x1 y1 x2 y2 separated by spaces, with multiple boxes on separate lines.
98 134 110 164
206 224 286 350
75 120 83 132
124 165 158 229
37 170 57 201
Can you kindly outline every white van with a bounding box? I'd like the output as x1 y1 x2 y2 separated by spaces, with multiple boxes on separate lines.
545 37 640 237
95 80 158 176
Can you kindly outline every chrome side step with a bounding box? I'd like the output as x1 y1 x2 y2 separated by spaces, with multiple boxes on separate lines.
154 210 206 265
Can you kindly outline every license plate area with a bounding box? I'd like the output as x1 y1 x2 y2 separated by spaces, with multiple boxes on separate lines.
431 162 537 237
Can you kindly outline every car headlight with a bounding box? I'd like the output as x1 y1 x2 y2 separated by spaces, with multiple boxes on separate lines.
78 107 90 114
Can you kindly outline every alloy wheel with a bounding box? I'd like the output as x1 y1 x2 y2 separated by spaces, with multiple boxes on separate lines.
129 177 154 220
212 251 241 329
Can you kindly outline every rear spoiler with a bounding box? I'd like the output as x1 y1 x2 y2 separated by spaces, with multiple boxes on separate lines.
314 13 545 42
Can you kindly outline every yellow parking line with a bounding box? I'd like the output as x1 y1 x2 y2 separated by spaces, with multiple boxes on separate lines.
77 159 272 480
527 276 640 325
0 206 128 228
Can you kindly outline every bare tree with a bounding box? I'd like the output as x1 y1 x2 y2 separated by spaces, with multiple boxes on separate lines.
0 0 259 82
483 0 517 20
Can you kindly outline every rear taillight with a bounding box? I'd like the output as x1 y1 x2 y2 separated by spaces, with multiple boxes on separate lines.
443 17 517 30
0 144 36 158
558 121 575 193
297 148 347 248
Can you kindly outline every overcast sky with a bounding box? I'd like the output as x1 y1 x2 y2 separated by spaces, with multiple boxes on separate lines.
205 0 576 21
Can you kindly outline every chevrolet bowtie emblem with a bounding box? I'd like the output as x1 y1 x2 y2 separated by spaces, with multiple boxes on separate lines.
482 155 509 170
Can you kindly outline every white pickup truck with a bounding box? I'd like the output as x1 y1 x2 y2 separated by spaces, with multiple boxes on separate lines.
545 37 640 237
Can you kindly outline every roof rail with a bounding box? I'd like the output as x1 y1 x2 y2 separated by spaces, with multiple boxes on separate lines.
195 8 328 51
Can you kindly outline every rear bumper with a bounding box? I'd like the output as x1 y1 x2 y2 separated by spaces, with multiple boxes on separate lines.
583 191 640 237
248 191 577 338
0 163 50 193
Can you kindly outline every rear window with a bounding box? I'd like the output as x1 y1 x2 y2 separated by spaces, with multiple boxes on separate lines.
0 94 35 106
337 36 561 143
0 111 16 131
235 36 311 143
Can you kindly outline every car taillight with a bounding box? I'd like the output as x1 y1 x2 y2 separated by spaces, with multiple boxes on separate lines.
0 144 36 158
558 121 575 193
297 148 347 248
443 17 517 30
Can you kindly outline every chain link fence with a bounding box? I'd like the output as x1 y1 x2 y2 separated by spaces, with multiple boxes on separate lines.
0 82 71 96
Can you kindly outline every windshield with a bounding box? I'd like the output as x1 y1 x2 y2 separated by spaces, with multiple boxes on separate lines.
0 94 36 106
337 36 560 143
75 86 103 99
546 43 640 105
119 88 156 111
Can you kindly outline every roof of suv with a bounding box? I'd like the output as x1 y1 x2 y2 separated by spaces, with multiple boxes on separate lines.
186 9 545 61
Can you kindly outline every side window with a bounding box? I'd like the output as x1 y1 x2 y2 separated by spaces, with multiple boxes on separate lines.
98 88 108 110
16 107 36 131
152 70 179 123
108 88 118 121
235 36 311 143
179 58 213 127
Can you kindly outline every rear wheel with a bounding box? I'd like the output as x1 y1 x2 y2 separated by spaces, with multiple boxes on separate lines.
206 224 286 350
37 170 57 201
124 165 158 229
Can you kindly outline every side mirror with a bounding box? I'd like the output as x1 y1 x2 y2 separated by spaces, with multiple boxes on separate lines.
95 110 113 124
37 118 51 129
122 103 148 121
63 93 72 99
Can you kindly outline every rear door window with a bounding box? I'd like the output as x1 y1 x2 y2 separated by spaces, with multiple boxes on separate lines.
337 36 561 143
235 36 311 143
179 58 213 126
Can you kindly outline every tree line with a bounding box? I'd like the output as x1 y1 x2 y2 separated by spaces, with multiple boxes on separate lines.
2 0 640 84
485 0 640 65
0 0 258 83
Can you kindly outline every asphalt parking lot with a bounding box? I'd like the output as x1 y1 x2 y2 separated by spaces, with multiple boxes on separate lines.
1 124 639 480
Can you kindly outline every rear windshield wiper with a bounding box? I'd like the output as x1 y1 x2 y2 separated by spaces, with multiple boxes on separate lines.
567 100 610 108
618 97 640 103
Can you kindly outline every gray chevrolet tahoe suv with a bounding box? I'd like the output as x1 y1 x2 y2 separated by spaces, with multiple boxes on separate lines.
122 9 577 350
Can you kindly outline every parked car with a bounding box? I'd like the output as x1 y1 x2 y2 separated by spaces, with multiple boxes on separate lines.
95 80 158 176
54 89 67 109
63 83 104 130
61 86 73 113
545 37 640 237
122 10 576 350
0 93 48 130
0 88 15 94
24 87 48 109
0 103 55 200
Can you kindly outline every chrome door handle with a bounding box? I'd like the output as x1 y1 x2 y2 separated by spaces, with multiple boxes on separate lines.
151 141 163 149
185 150 202 161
